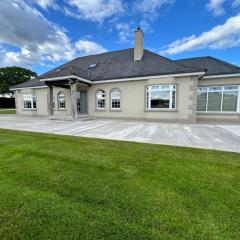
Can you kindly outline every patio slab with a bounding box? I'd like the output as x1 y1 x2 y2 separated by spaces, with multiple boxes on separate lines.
0 115 240 153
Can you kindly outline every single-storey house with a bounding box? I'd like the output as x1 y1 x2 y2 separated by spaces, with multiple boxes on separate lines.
12 28 240 122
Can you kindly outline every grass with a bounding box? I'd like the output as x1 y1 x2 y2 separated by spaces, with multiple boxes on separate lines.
0 108 16 114
0 129 239 240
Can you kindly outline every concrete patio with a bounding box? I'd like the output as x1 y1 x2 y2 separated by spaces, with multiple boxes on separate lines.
0 115 240 153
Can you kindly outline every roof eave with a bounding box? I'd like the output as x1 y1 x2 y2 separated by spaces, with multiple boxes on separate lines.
10 85 48 91
39 75 92 84
203 73 240 79
92 71 205 84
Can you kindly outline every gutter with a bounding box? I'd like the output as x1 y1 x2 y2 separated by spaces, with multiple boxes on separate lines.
10 85 48 91
93 72 205 84
39 75 92 84
39 71 205 85
203 73 240 79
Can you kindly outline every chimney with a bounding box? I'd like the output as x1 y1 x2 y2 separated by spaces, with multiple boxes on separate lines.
134 27 144 62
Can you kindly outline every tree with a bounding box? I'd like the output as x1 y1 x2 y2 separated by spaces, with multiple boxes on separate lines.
0 67 37 94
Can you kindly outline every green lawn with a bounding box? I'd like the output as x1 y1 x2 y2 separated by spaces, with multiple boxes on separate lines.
0 108 16 114
0 129 239 240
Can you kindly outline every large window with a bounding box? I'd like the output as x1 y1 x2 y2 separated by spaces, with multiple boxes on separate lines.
23 94 36 109
111 88 121 110
57 92 66 109
197 85 240 112
96 89 106 110
146 85 176 110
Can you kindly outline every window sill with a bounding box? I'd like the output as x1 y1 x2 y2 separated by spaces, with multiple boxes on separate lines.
22 108 37 111
197 111 240 115
145 109 178 112
95 109 106 112
56 109 66 111
110 109 122 112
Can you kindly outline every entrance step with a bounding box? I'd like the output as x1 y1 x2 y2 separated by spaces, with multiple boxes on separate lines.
49 115 73 121
78 115 96 121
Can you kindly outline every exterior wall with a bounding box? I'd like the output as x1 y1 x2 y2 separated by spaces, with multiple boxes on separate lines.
88 76 198 122
14 75 240 123
15 87 72 117
197 77 240 122
15 87 49 116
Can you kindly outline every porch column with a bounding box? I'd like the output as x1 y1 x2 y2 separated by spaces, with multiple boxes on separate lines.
48 85 53 118
70 80 78 120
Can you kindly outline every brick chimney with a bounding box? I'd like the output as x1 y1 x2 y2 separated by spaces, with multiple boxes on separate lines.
134 27 144 62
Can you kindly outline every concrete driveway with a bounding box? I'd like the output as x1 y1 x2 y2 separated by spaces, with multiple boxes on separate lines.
0 115 240 153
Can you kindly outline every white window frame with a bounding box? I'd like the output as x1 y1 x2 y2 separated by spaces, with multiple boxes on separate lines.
197 85 240 113
96 89 106 110
57 92 66 110
23 94 37 109
110 88 121 110
146 85 176 110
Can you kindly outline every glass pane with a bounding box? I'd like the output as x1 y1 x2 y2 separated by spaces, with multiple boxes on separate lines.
172 91 176 109
97 99 105 108
197 92 207 111
222 91 238 112
112 99 120 109
111 92 120 99
224 86 238 91
207 92 222 111
150 90 170 108
151 85 159 90
24 101 32 109
32 96 36 109
209 87 222 92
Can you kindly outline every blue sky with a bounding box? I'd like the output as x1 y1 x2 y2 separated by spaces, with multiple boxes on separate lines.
0 0 240 75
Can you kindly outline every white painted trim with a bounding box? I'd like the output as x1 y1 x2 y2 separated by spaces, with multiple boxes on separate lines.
237 86 240 113
203 73 240 79
39 72 205 85
92 72 205 84
10 86 48 91
40 75 92 84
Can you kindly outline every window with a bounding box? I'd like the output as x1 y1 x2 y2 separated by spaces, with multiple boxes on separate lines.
96 89 106 110
146 85 176 110
23 94 36 109
197 85 240 112
111 88 121 110
57 92 66 109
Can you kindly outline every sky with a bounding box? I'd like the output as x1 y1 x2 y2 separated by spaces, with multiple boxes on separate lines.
0 0 240 75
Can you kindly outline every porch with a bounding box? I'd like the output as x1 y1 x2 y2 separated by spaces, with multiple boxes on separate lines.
46 79 91 120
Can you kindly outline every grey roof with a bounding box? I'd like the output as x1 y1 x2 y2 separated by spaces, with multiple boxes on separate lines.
176 56 240 76
12 48 200 89
39 48 200 81
13 50 240 90
11 77 47 89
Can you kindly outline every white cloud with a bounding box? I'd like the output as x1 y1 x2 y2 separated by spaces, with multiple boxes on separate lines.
115 22 132 43
0 0 106 68
34 0 56 10
64 0 124 23
232 0 240 8
134 0 175 31
206 0 226 16
161 14 240 55
206 0 240 16
75 40 107 55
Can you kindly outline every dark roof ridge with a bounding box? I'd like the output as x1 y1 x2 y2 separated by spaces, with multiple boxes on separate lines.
206 56 240 71
177 56 240 71
176 56 212 61
145 49 202 72
74 48 133 60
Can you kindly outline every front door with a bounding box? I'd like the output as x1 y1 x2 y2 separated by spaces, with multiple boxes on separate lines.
77 91 88 114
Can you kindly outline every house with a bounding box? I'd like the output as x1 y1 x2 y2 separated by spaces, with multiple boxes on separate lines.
11 28 240 122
